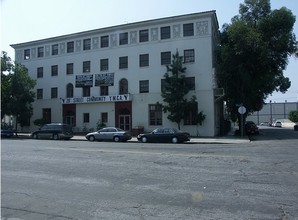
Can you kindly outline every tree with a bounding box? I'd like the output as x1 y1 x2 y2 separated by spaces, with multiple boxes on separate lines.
217 0 297 125
1 51 36 132
161 51 205 130
1 51 13 119
288 110 298 123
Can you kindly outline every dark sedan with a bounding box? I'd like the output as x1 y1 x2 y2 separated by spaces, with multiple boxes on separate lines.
137 128 190 143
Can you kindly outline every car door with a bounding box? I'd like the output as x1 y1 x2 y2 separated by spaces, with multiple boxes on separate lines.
38 125 50 139
105 128 116 140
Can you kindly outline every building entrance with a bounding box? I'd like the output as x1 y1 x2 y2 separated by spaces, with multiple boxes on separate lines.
119 115 130 131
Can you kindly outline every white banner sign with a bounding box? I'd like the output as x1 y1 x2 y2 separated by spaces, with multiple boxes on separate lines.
61 94 131 104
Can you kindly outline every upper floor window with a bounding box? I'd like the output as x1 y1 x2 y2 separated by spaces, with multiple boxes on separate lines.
119 78 128 94
24 49 30 60
51 65 58 76
83 38 91 50
100 58 109 71
66 63 73 75
139 29 149 42
119 56 128 69
37 67 43 78
139 80 149 93
83 61 91 73
82 86 90 97
37 47 44 57
66 83 74 98
67 41 74 53
161 51 171 65
37 89 43 99
100 86 109 96
51 87 58 99
183 23 194 37
52 44 58 55
160 26 171 40
184 49 195 63
119 32 128 45
101 35 109 48
139 54 149 67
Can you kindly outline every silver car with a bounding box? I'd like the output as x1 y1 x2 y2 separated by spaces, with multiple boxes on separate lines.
85 127 132 142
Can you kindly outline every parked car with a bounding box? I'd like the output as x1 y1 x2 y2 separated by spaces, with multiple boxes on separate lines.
1 124 15 138
273 119 296 128
85 127 132 142
137 128 190 143
245 121 259 135
31 123 73 140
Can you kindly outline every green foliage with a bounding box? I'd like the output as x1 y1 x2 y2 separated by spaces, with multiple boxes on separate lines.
1 51 36 129
96 119 106 130
288 110 298 123
217 0 297 122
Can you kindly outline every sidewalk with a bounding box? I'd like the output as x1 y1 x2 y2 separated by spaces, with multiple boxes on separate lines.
12 132 250 144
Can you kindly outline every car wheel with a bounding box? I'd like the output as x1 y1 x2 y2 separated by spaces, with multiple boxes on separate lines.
88 135 95 142
33 134 38 139
172 137 178 144
141 136 147 143
113 136 120 142
53 134 59 140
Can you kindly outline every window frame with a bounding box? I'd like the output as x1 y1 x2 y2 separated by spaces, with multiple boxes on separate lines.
52 44 59 55
100 35 109 48
51 65 58 76
66 63 74 75
184 49 195 63
66 83 74 98
83 38 91 50
67 41 74 53
139 80 149 93
100 86 109 96
119 56 128 69
37 89 43 99
100 58 109 71
51 87 58 99
149 104 162 126
37 47 44 57
24 49 30 60
139 54 149 67
119 32 128 45
139 29 149 42
160 26 171 40
37 67 43 78
183 23 194 37
83 61 91 73
82 86 91 97
83 113 90 123
161 51 171 65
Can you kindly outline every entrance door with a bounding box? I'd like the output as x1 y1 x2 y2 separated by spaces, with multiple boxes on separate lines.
119 115 130 131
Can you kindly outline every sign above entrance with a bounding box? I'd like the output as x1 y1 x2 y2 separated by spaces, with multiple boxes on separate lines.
61 94 131 104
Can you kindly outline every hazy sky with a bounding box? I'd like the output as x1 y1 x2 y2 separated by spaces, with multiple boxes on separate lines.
1 0 297 102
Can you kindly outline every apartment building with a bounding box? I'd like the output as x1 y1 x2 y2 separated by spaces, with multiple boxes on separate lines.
11 10 223 136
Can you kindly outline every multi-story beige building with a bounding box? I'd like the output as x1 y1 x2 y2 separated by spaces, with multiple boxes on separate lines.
11 11 223 136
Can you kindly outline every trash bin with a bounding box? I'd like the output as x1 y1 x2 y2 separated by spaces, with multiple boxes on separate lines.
132 126 144 136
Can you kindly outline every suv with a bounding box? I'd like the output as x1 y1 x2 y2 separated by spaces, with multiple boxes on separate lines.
31 123 73 140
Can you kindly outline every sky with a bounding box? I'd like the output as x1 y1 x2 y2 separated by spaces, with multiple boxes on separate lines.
1 0 297 103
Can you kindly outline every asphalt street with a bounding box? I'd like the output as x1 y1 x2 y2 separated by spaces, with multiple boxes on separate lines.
1 127 298 220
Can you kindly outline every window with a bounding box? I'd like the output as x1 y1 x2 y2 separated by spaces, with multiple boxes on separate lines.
100 59 109 71
184 49 195 63
83 113 90 123
37 67 43 78
186 77 195 90
51 87 58 99
184 102 197 125
119 78 128 94
66 63 73 75
139 80 149 93
37 47 44 57
51 65 58 76
82 86 90 97
66 83 74 98
149 104 162 125
67 41 74 53
160 26 171 39
43 108 51 124
119 32 128 45
37 89 43 99
83 38 91 50
24 49 30 60
161 51 171 65
183 23 194 37
101 35 109 48
100 86 109 96
101 112 108 123
119 56 128 69
139 29 149 42
52 44 58 55
83 61 91 73
139 54 149 67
